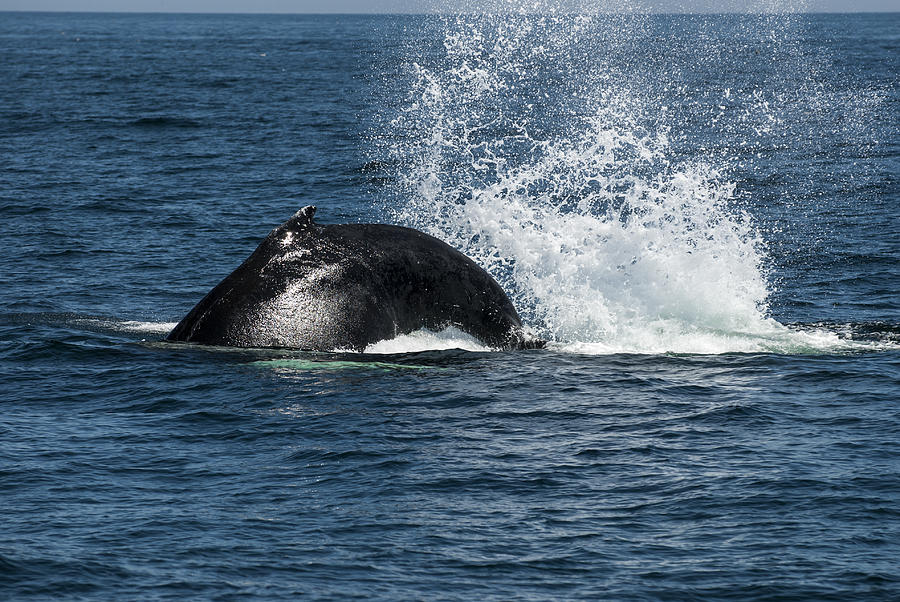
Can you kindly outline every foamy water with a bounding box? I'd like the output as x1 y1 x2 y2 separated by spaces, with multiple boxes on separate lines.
363 326 491 354
118 321 179 335
72 318 178 336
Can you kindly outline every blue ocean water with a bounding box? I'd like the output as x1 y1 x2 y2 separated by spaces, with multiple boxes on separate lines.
1 9 899 600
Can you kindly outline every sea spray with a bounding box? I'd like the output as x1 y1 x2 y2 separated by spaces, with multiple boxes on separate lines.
384 12 789 353
374 4 890 354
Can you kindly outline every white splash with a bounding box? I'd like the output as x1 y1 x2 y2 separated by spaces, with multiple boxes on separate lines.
381 11 867 355
363 326 491 354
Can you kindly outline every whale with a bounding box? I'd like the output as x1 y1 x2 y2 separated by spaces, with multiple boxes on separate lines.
166 206 540 351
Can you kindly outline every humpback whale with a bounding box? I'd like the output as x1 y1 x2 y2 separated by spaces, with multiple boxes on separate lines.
167 206 540 351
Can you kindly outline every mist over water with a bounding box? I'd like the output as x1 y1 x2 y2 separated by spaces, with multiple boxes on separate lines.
380 4 889 354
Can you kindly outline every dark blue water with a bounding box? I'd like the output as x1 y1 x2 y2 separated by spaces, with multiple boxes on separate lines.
2 11 899 600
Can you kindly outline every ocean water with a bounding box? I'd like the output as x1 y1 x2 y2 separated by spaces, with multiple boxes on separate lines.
1 9 899 600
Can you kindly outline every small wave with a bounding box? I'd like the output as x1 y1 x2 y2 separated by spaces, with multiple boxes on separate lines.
798 321 900 345
362 326 492 354
116 321 178 335
1 313 176 337
128 116 203 129
547 321 899 356
70 318 176 335
252 358 436 372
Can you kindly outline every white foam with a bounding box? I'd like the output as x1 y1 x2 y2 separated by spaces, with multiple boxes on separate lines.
362 326 492 354
73 319 177 335
546 320 883 356
118 321 178 334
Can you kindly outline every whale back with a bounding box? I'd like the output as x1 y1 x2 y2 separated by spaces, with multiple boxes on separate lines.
167 207 532 351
